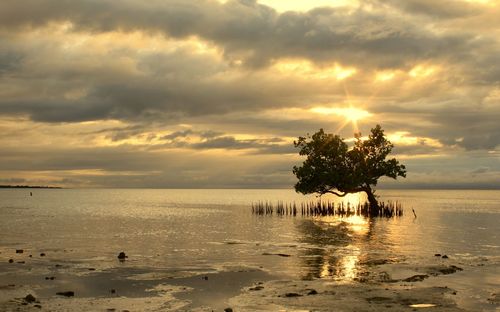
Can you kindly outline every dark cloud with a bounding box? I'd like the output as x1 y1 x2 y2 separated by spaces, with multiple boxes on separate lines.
191 136 253 149
0 42 324 122
156 130 294 154
160 129 224 141
373 0 482 19
0 50 23 75
0 0 484 69
427 107 500 150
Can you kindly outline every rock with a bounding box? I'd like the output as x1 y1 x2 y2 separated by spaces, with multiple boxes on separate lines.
16 249 24 254
24 294 37 303
34 304 42 309
285 292 302 297
249 285 264 291
17 261 25 264
117 252 127 260
434 253 441 257
40 253 46 257
426 265 463 276
403 274 429 282
202 276 208 280
442 255 449 259
56 291 75 297
110 289 116 294
262 252 291 257
487 293 499 304
307 289 318 295
277 253 291 257
439 265 462 275
224 308 233 312
8 259 13 263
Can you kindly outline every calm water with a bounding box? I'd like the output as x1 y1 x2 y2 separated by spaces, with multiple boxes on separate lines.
1 189 499 308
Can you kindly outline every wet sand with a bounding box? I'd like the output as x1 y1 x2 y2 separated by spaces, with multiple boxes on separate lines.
2 248 496 311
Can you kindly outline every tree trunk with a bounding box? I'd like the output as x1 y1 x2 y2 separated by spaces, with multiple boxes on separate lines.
364 187 379 215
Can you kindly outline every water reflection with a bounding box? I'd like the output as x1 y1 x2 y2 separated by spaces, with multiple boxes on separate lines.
296 214 381 282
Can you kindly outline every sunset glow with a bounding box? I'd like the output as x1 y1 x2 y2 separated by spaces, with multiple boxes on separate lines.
273 60 357 80
311 107 372 122
0 0 498 189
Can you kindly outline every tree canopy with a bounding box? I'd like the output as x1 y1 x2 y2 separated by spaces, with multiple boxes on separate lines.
293 125 406 208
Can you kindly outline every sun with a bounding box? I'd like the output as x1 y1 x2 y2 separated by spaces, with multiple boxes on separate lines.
310 106 372 133
311 107 371 122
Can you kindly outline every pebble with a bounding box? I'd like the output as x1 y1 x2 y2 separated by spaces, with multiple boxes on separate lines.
285 292 302 297
117 252 127 260
24 294 36 303
403 274 429 282
56 291 75 297
277 253 291 257
438 265 462 275
8 259 13 263
16 249 24 254
249 285 264 291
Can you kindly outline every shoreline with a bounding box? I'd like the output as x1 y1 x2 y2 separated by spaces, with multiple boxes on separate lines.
0 185 62 189
1 249 497 311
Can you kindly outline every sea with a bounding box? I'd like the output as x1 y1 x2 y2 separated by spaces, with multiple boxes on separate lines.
0 188 499 310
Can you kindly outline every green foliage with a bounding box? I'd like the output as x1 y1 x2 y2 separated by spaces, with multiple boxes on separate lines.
293 125 406 199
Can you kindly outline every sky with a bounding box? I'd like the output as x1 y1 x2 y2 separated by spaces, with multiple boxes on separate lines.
0 0 499 189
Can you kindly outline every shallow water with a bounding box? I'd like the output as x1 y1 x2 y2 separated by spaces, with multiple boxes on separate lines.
1 189 499 310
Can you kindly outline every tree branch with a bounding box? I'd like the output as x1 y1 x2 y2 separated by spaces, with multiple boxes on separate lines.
323 190 348 197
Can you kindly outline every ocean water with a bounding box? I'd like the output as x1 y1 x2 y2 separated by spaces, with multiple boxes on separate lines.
1 189 499 309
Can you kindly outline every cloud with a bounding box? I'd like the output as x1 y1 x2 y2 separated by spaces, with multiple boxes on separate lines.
0 0 499 188
372 0 483 19
0 0 486 69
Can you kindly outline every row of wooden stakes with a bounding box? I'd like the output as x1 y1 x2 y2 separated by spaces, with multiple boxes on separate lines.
251 200 403 218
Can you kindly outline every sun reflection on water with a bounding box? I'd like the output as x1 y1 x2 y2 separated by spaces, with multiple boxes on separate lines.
297 195 374 283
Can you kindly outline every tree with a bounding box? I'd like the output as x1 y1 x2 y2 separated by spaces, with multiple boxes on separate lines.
293 125 406 209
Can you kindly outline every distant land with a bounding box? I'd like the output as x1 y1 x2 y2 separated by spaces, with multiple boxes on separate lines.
0 185 62 189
